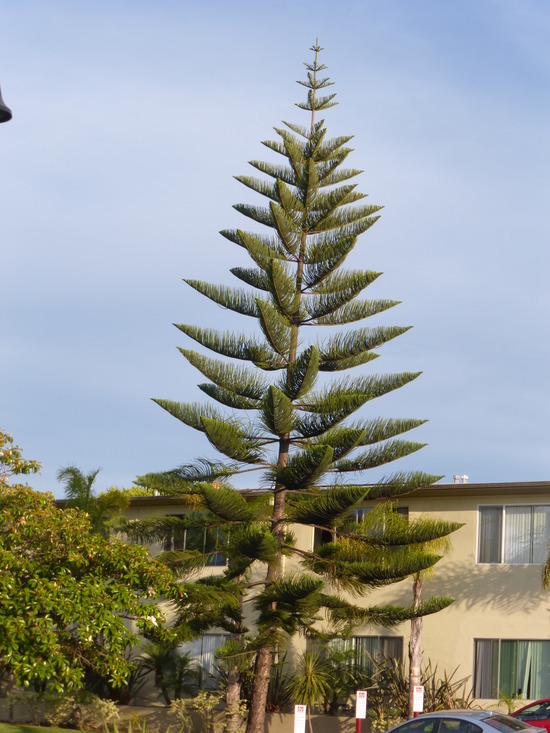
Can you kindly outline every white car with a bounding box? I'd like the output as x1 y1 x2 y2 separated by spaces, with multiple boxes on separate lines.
386 710 546 733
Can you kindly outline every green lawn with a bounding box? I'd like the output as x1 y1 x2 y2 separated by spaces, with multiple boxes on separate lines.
0 725 79 733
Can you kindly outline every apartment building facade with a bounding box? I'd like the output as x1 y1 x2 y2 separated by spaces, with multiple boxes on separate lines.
125 480 550 704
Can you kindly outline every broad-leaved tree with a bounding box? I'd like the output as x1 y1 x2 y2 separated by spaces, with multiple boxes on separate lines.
0 483 175 691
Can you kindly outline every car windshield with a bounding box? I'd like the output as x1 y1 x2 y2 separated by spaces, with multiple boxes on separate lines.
486 715 540 733
516 703 550 720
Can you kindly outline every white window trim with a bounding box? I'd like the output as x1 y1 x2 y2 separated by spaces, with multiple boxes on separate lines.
477 503 550 566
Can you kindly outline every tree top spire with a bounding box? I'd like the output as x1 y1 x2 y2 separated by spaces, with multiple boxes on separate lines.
296 41 337 120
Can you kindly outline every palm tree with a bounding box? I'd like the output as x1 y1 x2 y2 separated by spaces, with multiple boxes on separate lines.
57 465 101 512
287 651 332 733
57 465 128 534
140 642 199 704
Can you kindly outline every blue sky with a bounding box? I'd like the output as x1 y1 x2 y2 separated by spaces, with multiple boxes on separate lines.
2 1 549 498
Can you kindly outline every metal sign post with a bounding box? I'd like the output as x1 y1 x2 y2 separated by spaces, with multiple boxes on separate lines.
355 690 367 733
413 685 425 718
294 704 307 733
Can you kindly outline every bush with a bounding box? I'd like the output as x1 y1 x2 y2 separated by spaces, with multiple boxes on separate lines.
45 690 120 729
170 690 222 733
366 657 476 726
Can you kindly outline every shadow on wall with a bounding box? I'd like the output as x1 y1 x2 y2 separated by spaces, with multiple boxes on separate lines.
380 559 550 616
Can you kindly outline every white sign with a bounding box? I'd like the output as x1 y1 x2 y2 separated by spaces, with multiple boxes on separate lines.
294 704 307 733
356 690 368 719
413 685 425 713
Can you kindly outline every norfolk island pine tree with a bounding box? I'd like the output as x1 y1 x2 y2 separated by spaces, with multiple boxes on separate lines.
125 43 461 733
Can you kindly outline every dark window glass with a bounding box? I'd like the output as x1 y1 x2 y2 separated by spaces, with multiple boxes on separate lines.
312 527 334 549
515 702 550 721
474 639 550 699
163 514 185 552
185 633 228 688
163 516 226 565
306 635 403 676
478 507 502 563
396 719 438 733
478 505 550 565
438 719 482 733
486 714 540 733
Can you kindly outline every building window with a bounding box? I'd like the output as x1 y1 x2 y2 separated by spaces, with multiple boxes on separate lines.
474 639 550 699
394 720 482 733
354 506 409 522
353 506 409 540
163 515 226 566
312 507 408 550
345 635 403 673
307 635 403 675
312 526 334 550
185 633 229 688
163 514 185 552
478 506 550 564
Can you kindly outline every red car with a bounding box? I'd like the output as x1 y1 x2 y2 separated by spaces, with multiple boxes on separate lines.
512 699 550 732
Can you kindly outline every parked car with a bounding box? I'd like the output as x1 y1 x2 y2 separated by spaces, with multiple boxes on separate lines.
512 699 550 732
386 710 546 733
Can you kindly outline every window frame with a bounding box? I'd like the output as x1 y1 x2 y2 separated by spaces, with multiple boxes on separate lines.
184 632 229 688
306 634 403 675
474 638 550 699
311 506 409 551
477 504 550 566
163 514 226 566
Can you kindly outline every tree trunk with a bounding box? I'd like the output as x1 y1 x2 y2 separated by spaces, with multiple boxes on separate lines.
158 671 172 706
246 646 273 733
225 665 243 733
245 95 311 729
408 574 423 719
8 672 14 723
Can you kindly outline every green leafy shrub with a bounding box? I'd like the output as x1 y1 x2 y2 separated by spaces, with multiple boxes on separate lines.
107 720 167 733
170 690 222 733
45 690 119 729
366 656 476 726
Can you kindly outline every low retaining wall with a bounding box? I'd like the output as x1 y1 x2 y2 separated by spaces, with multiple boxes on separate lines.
0 699 362 733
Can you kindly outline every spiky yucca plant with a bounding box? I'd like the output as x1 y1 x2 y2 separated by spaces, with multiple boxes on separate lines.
126 43 460 733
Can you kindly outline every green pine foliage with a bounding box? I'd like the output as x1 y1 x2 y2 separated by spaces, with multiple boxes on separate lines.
125 43 460 733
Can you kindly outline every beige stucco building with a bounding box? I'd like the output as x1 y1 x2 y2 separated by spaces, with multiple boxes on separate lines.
126 480 550 705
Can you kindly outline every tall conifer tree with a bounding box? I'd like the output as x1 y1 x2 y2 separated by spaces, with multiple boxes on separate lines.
129 43 460 733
